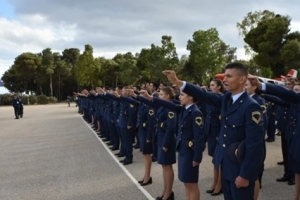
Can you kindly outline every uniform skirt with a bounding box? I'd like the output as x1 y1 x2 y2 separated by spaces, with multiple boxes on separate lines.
138 127 153 154
178 146 199 183
157 143 176 165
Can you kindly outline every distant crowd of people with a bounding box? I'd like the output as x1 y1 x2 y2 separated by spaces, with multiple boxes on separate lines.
72 62 299 200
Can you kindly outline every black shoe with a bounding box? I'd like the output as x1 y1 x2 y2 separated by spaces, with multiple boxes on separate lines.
103 138 110 142
166 192 174 200
117 154 125 158
140 177 152 186
123 160 132 165
206 189 215 193
211 189 223 196
276 176 289 182
106 142 113 146
265 138 275 142
277 161 284 165
99 135 105 138
152 157 157 162
138 179 144 184
155 197 163 200
110 147 119 151
133 144 139 149
288 180 295 185
119 159 126 163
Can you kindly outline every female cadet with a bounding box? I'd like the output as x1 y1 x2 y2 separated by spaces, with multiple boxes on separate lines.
119 90 155 186
245 80 268 200
205 79 224 196
129 87 177 200
139 89 205 200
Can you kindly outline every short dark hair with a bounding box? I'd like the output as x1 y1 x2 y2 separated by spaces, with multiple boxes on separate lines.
150 82 158 89
225 62 248 76
116 85 123 90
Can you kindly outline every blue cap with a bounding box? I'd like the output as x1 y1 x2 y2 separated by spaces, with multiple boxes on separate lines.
228 141 245 164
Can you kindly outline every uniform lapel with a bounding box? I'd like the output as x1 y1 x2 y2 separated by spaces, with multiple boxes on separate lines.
225 92 247 116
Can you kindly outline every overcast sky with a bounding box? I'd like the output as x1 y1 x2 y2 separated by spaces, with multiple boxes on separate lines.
0 0 300 93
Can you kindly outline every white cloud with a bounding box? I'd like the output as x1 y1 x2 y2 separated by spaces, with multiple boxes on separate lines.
0 0 299 82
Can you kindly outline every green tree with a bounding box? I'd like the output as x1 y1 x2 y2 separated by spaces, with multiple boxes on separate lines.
242 13 300 76
62 48 80 91
237 10 276 55
184 28 236 84
76 44 101 88
41 48 55 96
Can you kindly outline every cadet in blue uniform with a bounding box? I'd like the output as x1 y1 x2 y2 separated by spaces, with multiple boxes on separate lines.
205 79 224 196
12 96 20 119
245 80 268 200
18 98 24 118
121 92 155 186
140 89 205 200
248 77 300 200
163 63 265 200
131 87 177 200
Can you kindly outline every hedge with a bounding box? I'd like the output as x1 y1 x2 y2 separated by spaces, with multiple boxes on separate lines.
0 94 58 105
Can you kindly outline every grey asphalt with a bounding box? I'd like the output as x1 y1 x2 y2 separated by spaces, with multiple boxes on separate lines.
0 104 295 200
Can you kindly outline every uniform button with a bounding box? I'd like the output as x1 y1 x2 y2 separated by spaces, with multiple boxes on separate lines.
226 117 228 120
181 125 183 127
284 117 286 119
224 134 226 137
233 125 235 128
223 144 226 147
224 125 227 128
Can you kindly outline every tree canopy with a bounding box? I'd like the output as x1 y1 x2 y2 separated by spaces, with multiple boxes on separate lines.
2 10 300 99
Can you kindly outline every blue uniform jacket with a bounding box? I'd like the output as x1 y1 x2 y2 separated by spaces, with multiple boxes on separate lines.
263 83 300 162
183 82 265 182
152 97 205 163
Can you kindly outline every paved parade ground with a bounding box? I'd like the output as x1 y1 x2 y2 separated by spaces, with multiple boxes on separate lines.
0 104 295 200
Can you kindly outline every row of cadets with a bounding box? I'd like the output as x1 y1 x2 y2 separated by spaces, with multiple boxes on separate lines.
259 79 294 184
248 76 300 200
103 86 137 165
205 79 225 196
119 89 156 186
136 87 205 200
129 87 178 200
162 63 265 200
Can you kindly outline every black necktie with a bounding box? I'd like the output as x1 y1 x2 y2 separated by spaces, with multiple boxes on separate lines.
228 97 233 108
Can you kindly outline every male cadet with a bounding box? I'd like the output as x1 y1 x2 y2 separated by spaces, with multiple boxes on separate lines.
163 63 265 200
12 95 20 119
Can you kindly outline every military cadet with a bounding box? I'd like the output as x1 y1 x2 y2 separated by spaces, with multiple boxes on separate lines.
148 82 159 162
131 87 177 200
205 79 224 196
265 100 276 142
163 63 265 200
12 95 20 119
108 86 137 165
140 89 204 200
245 79 268 200
248 76 300 200
121 90 155 186
18 97 24 118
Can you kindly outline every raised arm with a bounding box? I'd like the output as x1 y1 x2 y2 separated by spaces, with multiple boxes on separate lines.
152 97 181 113
162 70 222 107
120 96 140 106
262 94 290 108
248 76 299 104
183 82 222 107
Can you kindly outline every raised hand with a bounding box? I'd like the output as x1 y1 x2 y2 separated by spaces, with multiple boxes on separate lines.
248 75 262 90
162 70 183 87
